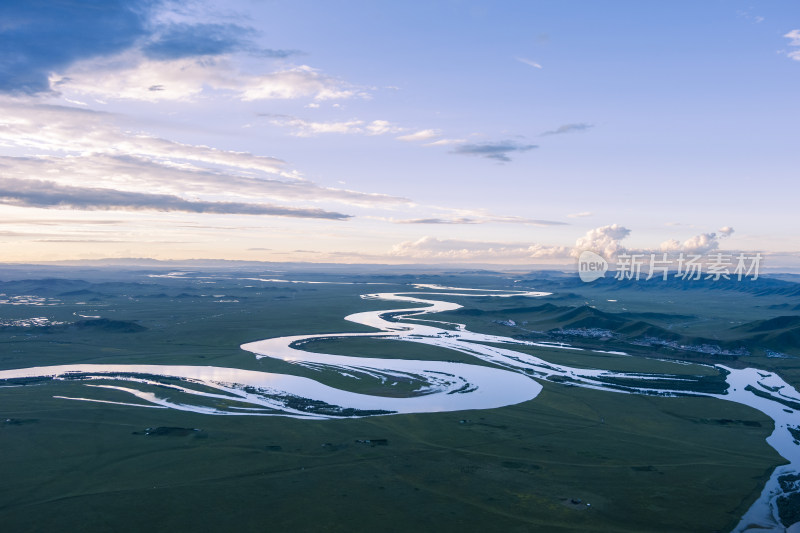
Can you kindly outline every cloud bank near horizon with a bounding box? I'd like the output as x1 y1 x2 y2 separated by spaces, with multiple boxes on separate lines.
386 225 742 264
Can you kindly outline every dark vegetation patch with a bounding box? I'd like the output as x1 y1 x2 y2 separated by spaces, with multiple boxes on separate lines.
269 392 394 417
590 372 729 395
778 473 800 492
70 319 147 333
777 492 800 526
355 438 388 446
133 427 202 437
631 465 659 472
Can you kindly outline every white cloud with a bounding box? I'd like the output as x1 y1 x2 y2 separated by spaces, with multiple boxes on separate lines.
396 129 440 142
0 103 287 175
659 227 734 255
275 117 365 136
0 103 410 213
718 226 735 237
393 215 566 226
785 29 800 46
567 211 593 218
662 233 717 254
380 224 752 265
0 154 406 208
267 113 449 146
388 236 569 262
784 30 800 61
241 65 361 101
51 52 365 102
269 116 402 137
365 120 402 135
424 138 467 146
658 239 682 252
572 224 631 259
516 57 543 69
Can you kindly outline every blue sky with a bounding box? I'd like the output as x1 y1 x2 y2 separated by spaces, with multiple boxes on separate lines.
0 0 798 267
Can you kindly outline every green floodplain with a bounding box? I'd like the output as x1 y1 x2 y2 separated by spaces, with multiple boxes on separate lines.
1 265 799 532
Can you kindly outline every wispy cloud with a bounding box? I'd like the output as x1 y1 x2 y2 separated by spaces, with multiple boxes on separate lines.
0 153 406 209
389 236 569 261
366 120 400 135
541 123 594 136
736 10 765 24
395 218 477 224
271 117 365 136
424 138 466 146
267 115 402 137
567 211 593 218
785 29 800 61
516 57 543 69
1 103 288 174
396 129 440 142
0 178 351 220
53 58 365 102
0 218 123 226
394 216 566 226
450 140 537 162
0 104 410 211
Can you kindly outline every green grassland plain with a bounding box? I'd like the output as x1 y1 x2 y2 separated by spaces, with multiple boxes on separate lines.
0 268 792 532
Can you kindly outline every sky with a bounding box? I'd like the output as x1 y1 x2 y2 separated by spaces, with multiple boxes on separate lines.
0 0 798 267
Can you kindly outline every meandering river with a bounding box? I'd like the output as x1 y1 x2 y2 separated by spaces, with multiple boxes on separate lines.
0 285 797 531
